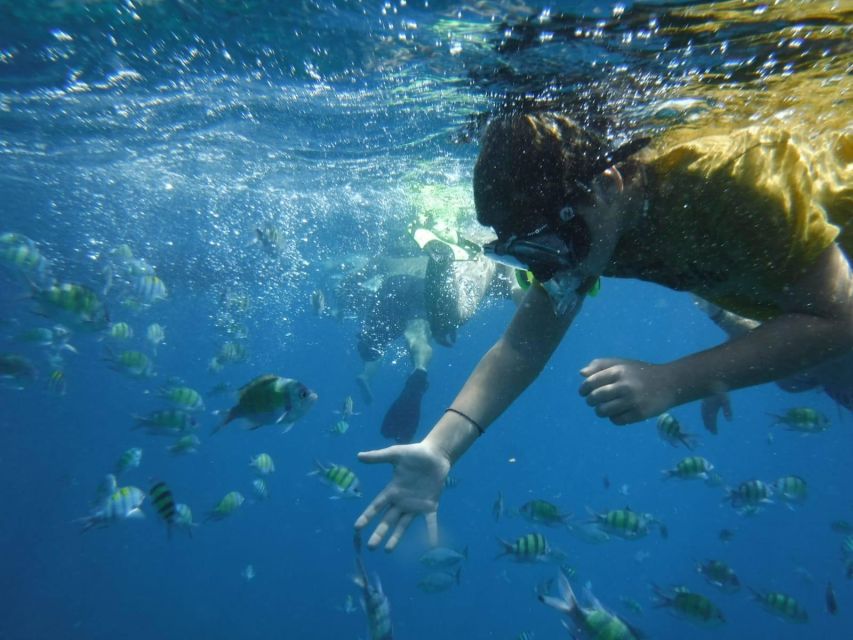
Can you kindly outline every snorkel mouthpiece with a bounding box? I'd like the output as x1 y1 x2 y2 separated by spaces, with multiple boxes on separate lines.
483 228 576 283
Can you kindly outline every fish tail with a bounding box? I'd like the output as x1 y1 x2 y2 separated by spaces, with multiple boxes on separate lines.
661 469 674 480
494 537 513 560
584 505 600 525
650 583 671 608
680 433 698 450
308 459 326 477
211 411 234 435
539 570 578 616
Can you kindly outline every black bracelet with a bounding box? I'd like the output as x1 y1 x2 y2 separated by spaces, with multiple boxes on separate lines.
446 407 485 437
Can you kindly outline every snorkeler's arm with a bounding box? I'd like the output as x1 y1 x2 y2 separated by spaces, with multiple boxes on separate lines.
669 244 853 404
423 284 575 464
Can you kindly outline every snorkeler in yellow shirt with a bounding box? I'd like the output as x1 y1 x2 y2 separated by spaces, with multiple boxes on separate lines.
353 110 852 551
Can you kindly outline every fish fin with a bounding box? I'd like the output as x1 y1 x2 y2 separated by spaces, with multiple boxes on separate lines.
126 508 145 519
680 433 697 450
494 537 513 560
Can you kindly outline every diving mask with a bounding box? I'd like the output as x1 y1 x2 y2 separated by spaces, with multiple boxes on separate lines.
482 224 578 283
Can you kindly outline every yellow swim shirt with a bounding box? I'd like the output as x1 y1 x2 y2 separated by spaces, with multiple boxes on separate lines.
604 125 852 320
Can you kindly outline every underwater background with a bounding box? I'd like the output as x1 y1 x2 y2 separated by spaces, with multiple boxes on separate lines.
0 1 850 638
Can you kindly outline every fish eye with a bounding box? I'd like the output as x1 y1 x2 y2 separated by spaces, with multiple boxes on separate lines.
299 388 307 398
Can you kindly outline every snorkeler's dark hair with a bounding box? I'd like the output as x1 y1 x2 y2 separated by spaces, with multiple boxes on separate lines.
473 113 607 229
473 112 649 238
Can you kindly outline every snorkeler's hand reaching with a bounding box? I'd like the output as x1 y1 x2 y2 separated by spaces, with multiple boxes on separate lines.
354 441 450 552
579 358 678 425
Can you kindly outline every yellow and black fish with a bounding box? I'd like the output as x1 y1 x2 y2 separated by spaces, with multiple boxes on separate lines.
149 481 177 534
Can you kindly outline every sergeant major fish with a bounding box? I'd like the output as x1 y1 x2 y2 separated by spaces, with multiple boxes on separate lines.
33 282 109 331
353 534 393 640
213 374 317 433
539 570 642 640
78 483 146 532
496 532 553 563
520 499 572 527
652 585 725 627
768 407 829 433
749 588 808 623
206 491 245 521
310 460 361 498
174 503 198 537
656 413 698 450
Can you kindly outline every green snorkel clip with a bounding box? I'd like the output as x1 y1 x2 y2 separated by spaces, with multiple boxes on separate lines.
514 269 601 297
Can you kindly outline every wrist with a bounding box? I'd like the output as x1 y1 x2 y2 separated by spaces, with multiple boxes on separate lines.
423 410 481 465
666 358 723 408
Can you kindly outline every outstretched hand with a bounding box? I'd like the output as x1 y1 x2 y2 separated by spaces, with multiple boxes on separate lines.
579 358 678 425
354 441 451 552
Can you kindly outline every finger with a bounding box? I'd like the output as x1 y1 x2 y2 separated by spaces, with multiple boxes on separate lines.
579 358 621 378
584 383 622 407
424 511 439 547
610 410 643 426
385 513 414 552
721 394 733 421
367 507 400 549
593 398 632 418
354 490 389 530
578 367 621 397
357 445 404 465
701 400 719 434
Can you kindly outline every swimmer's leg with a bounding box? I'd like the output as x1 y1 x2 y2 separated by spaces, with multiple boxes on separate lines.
381 319 432 443
355 359 380 405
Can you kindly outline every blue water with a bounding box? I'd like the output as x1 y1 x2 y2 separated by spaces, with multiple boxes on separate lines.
1 1 850 638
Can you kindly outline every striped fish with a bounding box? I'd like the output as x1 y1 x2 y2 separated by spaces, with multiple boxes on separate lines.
133 409 198 435
79 485 146 532
353 555 393 639
656 413 698 449
107 349 153 378
697 560 740 593
35 282 109 331
652 585 725 627
0 232 50 281
540 570 641 639
167 434 201 455
160 385 205 411
149 482 177 533
520 499 571 526
724 480 773 514
773 475 807 504
146 323 166 351
106 322 133 340
496 532 552 563
250 453 275 475
252 478 270 500
589 508 653 540
749 588 808 623
768 407 829 433
174 503 198 538
662 456 714 480
206 491 245 521
132 274 168 304
115 447 142 475
310 460 361 498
